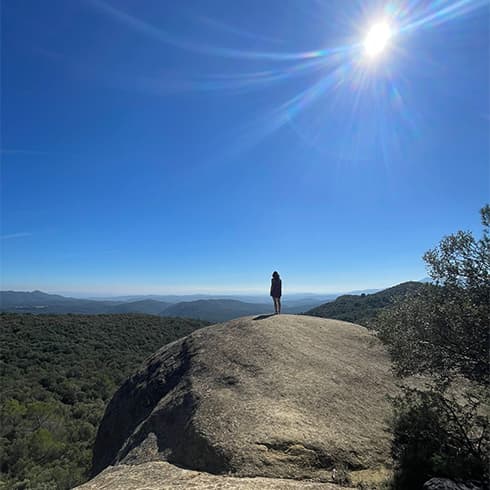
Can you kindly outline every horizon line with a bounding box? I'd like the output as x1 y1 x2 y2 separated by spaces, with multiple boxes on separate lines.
0 280 422 298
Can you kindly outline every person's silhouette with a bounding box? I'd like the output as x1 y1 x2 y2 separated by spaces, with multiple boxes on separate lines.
270 271 282 314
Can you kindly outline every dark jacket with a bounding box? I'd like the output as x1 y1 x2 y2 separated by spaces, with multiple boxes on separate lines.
270 277 282 298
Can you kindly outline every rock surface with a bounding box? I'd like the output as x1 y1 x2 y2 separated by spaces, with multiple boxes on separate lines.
77 461 354 489
91 314 396 482
423 478 483 490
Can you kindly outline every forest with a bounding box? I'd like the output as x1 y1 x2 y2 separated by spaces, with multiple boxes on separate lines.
0 313 210 489
306 281 425 325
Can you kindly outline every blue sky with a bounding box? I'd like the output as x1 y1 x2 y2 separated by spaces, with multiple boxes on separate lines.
1 0 489 296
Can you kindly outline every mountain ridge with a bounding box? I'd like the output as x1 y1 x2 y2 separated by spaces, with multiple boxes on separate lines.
306 281 425 325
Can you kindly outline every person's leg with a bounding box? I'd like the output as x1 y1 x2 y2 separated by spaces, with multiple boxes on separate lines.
277 297 281 314
273 297 279 314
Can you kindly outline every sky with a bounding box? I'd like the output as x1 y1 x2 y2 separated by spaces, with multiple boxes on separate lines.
1 0 489 296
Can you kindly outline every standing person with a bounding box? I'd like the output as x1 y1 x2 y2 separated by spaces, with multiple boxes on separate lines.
270 271 282 314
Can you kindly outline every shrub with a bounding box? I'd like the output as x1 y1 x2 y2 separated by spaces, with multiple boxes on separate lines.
374 205 490 489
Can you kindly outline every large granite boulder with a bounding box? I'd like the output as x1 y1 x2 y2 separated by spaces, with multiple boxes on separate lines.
91 314 396 482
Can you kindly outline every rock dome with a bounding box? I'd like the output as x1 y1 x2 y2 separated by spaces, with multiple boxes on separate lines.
89 314 396 485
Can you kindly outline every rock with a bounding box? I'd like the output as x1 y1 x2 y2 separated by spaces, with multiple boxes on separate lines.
76 461 354 489
423 478 483 490
91 314 396 481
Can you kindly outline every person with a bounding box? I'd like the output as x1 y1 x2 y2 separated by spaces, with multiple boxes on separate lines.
270 271 282 314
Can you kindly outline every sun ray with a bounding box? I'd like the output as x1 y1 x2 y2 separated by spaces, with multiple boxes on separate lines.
87 0 488 159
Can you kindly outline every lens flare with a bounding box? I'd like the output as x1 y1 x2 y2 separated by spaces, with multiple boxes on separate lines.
364 22 392 58
87 0 488 160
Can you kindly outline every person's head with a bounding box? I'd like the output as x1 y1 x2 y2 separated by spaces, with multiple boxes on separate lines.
272 271 280 279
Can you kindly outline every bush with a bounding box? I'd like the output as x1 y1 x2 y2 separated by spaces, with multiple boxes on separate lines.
374 205 490 489
391 387 488 489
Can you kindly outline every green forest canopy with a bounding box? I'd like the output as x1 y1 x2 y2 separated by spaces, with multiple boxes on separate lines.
306 281 425 325
0 313 210 490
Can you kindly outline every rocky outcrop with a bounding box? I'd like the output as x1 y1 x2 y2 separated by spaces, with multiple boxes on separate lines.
78 461 355 489
90 314 396 483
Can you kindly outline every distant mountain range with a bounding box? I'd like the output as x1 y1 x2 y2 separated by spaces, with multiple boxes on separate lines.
86 293 340 307
0 291 166 315
1 282 425 323
306 281 426 325
0 290 324 322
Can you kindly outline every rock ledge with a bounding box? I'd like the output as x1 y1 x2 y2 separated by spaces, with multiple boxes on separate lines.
77 461 355 489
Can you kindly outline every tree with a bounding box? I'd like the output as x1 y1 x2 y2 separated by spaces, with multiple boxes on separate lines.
374 205 490 489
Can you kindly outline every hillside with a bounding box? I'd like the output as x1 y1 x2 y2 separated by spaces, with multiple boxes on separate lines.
111 299 170 315
0 313 210 489
0 290 118 313
160 299 271 322
88 315 396 488
306 281 425 325
160 298 326 322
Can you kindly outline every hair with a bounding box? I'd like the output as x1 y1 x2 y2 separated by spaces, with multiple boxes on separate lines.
272 271 280 279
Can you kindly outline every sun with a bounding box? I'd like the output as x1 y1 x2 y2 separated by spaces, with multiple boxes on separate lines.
364 21 392 58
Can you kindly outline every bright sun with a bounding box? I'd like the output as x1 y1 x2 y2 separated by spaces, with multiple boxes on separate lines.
364 21 392 58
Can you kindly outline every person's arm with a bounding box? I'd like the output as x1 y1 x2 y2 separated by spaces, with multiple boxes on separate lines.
270 279 273 296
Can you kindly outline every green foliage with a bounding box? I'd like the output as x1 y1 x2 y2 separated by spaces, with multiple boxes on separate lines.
424 205 489 291
0 313 209 489
307 281 424 326
391 387 488 490
374 205 490 489
375 283 489 385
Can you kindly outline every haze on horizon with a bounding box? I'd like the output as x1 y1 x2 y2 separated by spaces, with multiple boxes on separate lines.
0 282 390 299
1 0 488 296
